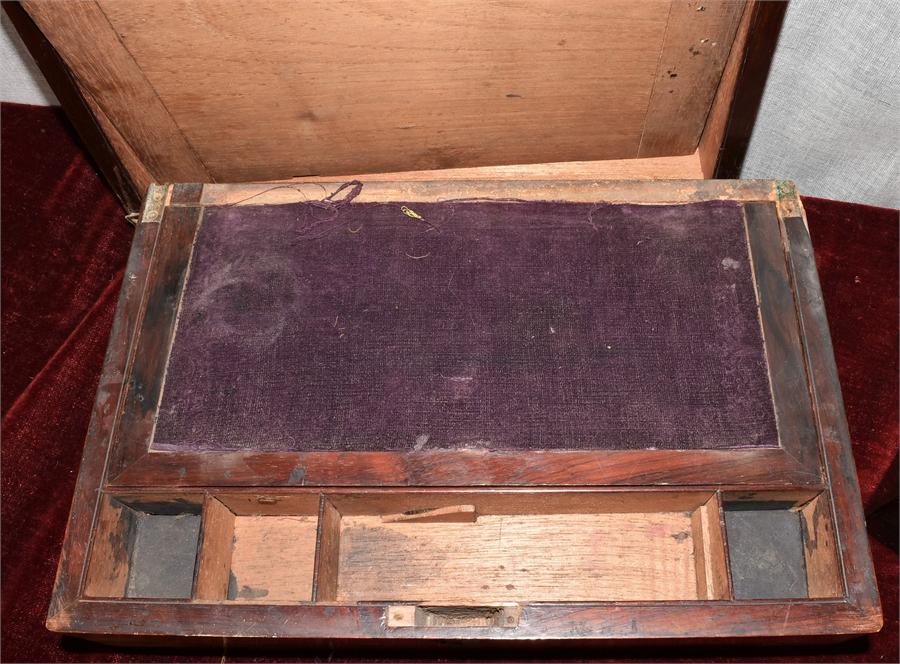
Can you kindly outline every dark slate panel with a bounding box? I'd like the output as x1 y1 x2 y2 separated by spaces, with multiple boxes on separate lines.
126 513 201 599
725 507 809 599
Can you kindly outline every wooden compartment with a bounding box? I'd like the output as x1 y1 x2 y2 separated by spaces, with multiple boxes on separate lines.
84 495 202 599
316 491 729 603
195 494 320 602
723 492 843 600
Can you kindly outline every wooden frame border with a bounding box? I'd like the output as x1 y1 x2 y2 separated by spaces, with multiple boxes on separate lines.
47 213 161 624
780 213 882 628
49 597 880 642
103 180 821 488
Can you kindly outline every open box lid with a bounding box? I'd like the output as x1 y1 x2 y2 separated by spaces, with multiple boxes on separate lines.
10 0 785 211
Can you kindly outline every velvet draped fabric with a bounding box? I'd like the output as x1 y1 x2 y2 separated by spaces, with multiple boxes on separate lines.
1 102 896 662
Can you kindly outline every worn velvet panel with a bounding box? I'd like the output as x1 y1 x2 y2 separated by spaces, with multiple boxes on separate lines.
152 199 777 452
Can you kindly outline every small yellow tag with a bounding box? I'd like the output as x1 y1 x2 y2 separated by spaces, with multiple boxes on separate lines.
401 205 425 221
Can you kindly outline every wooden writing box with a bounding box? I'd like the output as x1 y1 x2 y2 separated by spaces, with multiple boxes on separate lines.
48 179 881 646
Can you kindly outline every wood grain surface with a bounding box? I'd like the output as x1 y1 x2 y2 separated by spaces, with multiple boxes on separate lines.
337 512 700 602
194 497 235 600
21 0 209 182
228 516 318 601
638 0 744 157
95 0 673 180
24 1 751 187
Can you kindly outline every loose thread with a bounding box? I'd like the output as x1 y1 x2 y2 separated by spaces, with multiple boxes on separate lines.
224 180 362 209
223 180 365 241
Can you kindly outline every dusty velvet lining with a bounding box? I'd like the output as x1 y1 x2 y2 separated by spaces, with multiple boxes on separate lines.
152 198 777 452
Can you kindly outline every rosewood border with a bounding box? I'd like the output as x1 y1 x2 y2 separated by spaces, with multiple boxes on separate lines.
111 449 818 488
47 219 160 622
53 598 877 642
781 215 881 625
108 204 203 477
744 202 820 477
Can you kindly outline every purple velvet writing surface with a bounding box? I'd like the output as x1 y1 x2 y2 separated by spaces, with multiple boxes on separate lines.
152 199 777 452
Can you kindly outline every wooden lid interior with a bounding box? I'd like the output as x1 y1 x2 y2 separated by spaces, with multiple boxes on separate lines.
26 0 750 187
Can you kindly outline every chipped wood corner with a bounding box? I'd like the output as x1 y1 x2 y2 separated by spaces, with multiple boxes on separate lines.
773 180 806 226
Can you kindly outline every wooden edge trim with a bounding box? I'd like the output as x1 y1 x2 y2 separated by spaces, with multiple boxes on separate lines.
197 179 778 207
290 153 707 183
311 497 342 601
21 0 210 182
108 448 820 488
108 204 203 476
52 597 880 639
697 0 754 177
781 216 882 626
714 491 736 600
744 202 822 479
170 183 204 206
46 221 160 629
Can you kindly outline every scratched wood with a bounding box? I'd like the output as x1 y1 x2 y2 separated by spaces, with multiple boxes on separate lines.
799 493 843 599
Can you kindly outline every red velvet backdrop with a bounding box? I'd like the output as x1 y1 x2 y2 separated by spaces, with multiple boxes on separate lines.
1 102 897 662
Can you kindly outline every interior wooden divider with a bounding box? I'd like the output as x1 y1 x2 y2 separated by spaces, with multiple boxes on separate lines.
194 494 320 602
313 498 342 602
194 495 235 600
690 493 732 600
798 493 844 599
